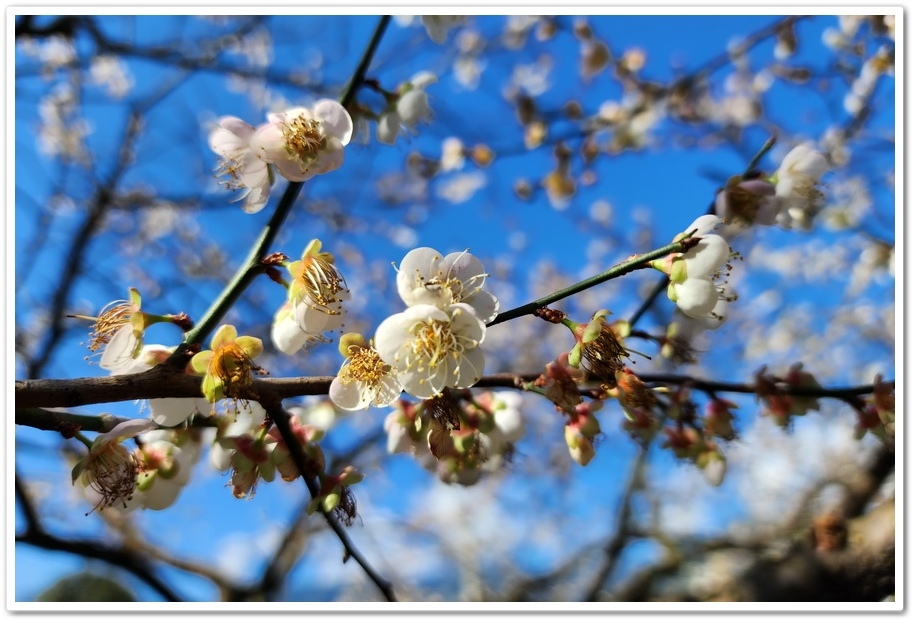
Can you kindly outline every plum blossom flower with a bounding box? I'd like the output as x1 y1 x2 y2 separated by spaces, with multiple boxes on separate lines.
329 333 403 411
209 116 273 213
377 72 438 145
251 99 353 182
271 301 315 355
71 419 157 512
772 142 829 229
374 303 486 399
190 324 265 404
71 287 146 371
272 239 349 353
656 216 736 321
130 428 201 511
395 246 498 322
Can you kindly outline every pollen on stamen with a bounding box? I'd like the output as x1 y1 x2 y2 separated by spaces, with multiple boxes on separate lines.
284 116 325 161
298 256 347 313
341 347 388 385
86 300 135 352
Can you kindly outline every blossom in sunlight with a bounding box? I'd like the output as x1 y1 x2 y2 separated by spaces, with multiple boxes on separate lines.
655 215 737 322
377 71 438 145
251 99 353 182
329 333 403 411
478 391 525 448
206 401 276 500
223 432 277 500
282 239 349 345
190 324 265 404
71 287 147 371
772 142 829 230
209 116 273 213
374 303 486 399
395 246 498 322
71 419 157 513
420 15 466 44
131 429 201 511
271 301 316 355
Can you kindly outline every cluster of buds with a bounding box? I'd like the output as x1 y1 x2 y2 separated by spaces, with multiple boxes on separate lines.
854 374 894 441
661 425 727 486
383 391 524 485
531 352 603 466
753 363 822 428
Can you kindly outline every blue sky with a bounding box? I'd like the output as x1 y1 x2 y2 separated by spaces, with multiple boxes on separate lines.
11 10 899 605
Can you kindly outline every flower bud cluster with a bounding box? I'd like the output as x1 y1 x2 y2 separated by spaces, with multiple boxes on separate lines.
383 390 524 485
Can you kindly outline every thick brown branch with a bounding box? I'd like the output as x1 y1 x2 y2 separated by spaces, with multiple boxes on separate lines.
15 366 889 412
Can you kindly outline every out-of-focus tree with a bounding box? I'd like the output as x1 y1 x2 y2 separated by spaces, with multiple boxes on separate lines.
13 13 896 605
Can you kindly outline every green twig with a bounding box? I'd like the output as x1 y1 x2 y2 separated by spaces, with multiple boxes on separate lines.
488 238 691 327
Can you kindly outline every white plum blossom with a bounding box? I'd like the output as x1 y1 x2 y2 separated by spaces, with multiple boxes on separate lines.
395 247 498 322
662 216 736 322
377 72 438 145
209 116 273 213
329 334 403 411
772 142 829 230
71 419 157 512
271 301 315 355
251 99 353 182
374 303 486 399
271 239 349 355
129 428 202 511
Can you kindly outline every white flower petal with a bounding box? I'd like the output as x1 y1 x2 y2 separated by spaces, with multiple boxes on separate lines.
329 376 369 411
683 234 730 278
674 278 719 319
313 99 353 145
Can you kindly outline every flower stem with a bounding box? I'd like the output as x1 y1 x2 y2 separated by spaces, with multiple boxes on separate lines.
488 238 691 327
745 135 777 176
169 15 392 362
